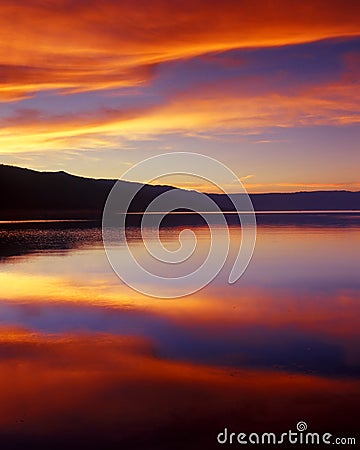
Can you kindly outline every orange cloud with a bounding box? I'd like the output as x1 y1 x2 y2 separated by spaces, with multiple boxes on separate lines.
1 70 359 154
0 0 359 100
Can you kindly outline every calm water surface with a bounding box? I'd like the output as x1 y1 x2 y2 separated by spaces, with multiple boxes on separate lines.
0 214 359 449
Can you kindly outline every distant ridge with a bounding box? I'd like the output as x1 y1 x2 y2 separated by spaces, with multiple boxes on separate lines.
1 164 360 219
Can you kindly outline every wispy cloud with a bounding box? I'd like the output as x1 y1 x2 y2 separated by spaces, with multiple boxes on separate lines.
0 0 359 100
1 68 359 154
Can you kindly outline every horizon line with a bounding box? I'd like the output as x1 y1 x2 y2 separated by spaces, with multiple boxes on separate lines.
1 162 360 196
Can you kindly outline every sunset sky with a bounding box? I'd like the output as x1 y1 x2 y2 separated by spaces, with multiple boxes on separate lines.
0 0 359 192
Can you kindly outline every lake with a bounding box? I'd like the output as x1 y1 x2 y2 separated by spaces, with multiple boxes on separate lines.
0 213 359 449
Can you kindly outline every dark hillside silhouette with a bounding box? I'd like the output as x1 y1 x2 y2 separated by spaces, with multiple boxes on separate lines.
1 164 360 219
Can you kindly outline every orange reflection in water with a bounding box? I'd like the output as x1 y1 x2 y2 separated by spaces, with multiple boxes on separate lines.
1 223 359 447
0 328 358 449
1 268 359 345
